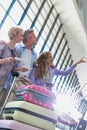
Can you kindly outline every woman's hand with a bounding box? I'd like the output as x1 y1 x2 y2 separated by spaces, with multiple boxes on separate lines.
6 57 17 62
0 57 17 64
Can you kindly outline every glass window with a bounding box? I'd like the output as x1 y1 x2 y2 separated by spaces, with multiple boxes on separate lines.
0 0 81 114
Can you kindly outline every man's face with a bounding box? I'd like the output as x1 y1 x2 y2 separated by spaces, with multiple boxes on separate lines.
25 32 37 49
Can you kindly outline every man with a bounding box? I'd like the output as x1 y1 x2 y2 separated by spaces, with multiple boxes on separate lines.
9 29 37 101
15 29 37 80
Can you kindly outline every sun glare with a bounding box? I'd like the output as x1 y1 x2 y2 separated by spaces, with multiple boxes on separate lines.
54 93 82 122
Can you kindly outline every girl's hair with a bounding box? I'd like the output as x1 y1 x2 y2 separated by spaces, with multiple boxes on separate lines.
8 27 23 40
33 51 52 79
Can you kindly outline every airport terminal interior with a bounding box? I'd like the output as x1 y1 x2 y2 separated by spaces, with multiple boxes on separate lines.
0 0 87 129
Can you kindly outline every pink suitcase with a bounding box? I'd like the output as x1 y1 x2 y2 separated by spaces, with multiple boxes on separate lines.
0 120 42 130
16 85 55 109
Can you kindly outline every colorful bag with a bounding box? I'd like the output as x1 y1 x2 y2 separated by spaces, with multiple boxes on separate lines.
15 85 55 109
3 101 58 130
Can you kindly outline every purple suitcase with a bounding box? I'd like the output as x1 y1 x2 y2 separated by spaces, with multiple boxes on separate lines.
0 120 42 130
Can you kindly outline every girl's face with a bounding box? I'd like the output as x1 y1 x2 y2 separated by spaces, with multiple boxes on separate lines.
45 54 53 66
14 30 23 43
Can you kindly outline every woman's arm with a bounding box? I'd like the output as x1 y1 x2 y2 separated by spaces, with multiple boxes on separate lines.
0 57 16 64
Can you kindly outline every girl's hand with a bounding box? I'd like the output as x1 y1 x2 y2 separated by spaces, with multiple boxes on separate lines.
75 57 86 65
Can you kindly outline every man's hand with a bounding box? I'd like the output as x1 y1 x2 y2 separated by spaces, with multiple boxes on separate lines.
19 67 28 72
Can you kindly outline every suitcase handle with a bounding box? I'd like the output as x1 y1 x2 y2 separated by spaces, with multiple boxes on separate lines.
11 72 19 77
0 72 19 117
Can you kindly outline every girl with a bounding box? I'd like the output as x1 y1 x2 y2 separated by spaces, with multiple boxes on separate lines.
30 51 85 90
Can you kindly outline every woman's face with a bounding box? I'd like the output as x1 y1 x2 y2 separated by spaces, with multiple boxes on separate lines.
14 30 23 43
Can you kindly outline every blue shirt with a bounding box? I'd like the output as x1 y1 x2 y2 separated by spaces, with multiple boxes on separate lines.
15 43 37 79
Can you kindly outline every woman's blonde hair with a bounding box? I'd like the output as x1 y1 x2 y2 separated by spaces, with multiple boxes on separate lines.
33 51 52 79
8 27 23 40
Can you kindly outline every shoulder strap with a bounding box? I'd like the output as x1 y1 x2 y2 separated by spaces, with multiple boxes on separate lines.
0 40 6 58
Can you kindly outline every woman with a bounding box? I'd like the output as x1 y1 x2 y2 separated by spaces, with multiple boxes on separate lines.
29 51 86 90
0 26 24 107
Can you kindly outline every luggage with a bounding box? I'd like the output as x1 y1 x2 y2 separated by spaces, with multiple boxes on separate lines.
0 72 19 116
0 119 42 130
3 101 58 130
15 85 55 109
